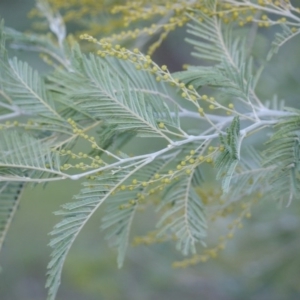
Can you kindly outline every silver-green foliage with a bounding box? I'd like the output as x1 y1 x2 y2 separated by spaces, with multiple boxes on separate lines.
263 112 300 205
0 181 24 252
215 116 240 192
0 1 300 299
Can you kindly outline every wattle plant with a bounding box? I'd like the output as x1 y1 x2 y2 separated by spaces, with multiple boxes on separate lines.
0 0 299 299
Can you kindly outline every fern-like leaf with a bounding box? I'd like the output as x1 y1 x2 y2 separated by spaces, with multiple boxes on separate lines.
0 21 67 128
217 58 254 103
263 113 300 205
186 8 259 108
156 174 207 256
0 182 24 252
267 24 300 61
101 190 138 267
229 149 271 201
0 56 61 118
4 26 68 69
49 53 179 140
174 65 229 90
46 166 143 300
186 7 224 63
101 158 171 267
215 116 240 192
0 130 61 180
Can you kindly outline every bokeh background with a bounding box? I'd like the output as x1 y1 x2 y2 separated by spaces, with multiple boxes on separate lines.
1 1 300 300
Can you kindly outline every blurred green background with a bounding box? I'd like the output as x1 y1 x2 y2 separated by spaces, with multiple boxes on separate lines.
1 1 300 300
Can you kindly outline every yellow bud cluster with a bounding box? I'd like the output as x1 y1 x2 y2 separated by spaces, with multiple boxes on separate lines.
119 199 137 210
132 230 169 246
